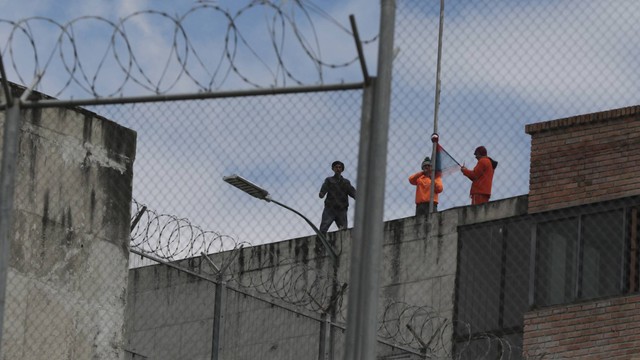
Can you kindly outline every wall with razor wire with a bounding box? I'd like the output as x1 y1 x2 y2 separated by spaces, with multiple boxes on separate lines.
2 1 640 359
125 195 530 359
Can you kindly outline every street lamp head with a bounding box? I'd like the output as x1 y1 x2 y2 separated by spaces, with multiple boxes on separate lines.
223 174 271 201
223 173 337 263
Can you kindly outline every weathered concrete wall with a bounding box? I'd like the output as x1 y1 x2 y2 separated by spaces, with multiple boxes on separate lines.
1 86 137 360
125 196 528 359
125 261 420 359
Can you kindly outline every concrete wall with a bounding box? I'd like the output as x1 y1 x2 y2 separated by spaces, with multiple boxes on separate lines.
125 259 423 360
523 294 640 359
1 85 137 359
125 196 528 359
526 105 640 213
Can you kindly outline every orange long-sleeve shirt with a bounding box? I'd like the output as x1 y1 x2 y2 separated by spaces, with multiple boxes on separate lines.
408 172 443 204
462 157 495 196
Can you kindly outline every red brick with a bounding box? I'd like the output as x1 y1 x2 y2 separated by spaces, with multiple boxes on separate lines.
523 295 640 358
527 107 640 213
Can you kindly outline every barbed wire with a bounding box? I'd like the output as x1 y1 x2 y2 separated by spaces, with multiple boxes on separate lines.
130 199 344 314
131 201 536 358
379 300 530 359
227 252 343 313
130 199 250 261
0 1 376 98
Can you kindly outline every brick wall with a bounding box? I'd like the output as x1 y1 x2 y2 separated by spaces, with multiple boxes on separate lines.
525 106 640 213
523 295 640 359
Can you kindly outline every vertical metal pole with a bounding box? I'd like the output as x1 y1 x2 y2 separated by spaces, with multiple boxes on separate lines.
211 279 226 360
0 102 20 358
630 208 638 293
528 224 537 306
328 264 338 360
318 313 331 360
344 78 374 358
429 0 446 214
344 0 396 358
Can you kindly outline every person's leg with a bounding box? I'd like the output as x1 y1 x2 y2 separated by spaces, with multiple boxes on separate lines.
319 207 334 232
415 203 429 217
471 194 490 205
335 210 348 230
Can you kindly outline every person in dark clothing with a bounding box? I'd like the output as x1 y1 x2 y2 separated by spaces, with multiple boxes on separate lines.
319 161 356 233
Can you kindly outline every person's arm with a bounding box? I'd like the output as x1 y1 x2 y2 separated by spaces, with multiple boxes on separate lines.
462 159 488 180
347 180 356 199
408 172 423 185
319 179 328 198
434 177 443 194
461 166 473 180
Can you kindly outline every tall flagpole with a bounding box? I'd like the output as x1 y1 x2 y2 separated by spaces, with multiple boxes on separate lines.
429 0 445 214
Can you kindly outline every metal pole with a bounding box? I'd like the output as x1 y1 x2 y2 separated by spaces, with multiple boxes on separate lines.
268 199 337 264
0 56 14 107
0 102 21 358
349 15 371 86
340 78 374 360
318 313 331 360
344 77 374 360
429 0 445 214
211 278 226 360
9 82 365 110
344 0 396 358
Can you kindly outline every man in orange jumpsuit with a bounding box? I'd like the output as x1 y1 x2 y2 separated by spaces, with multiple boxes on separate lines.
461 146 498 205
409 157 443 215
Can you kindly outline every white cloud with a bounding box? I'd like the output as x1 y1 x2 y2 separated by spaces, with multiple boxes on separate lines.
395 0 640 112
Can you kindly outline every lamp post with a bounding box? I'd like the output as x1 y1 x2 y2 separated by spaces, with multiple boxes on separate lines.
223 174 342 359
222 174 338 264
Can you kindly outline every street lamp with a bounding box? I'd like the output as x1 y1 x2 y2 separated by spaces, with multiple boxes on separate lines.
222 174 338 264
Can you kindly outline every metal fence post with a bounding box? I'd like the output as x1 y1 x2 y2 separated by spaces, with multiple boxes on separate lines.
318 312 331 360
0 102 21 358
211 278 226 360
344 0 396 359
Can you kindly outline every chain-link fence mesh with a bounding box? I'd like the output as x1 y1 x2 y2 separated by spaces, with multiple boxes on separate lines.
2 0 640 359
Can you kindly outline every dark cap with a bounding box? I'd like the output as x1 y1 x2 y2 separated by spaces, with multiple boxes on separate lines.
421 157 431 167
474 146 487 156
332 160 345 169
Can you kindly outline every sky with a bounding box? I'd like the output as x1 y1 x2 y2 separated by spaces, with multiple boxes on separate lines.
2 0 640 253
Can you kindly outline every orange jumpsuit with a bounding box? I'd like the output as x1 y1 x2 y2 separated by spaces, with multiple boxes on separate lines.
409 172 443 205
462 156 495 205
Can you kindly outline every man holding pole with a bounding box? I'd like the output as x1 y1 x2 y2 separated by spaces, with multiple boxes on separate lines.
409 156 443 216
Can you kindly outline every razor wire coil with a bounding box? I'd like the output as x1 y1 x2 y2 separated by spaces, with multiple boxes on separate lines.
130 200 523 358
0 1 376 98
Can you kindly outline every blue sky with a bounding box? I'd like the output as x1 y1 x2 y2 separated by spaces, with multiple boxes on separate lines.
2 0 640 248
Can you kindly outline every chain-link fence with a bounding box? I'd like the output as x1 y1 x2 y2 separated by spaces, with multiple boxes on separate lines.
2 0 640 359
126 250 429 360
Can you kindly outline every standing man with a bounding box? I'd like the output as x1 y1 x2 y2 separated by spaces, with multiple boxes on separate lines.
409 156 444 216
319 160 356 233
461 146 498 205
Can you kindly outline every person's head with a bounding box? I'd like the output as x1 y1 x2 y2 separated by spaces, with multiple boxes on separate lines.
332 160 345 174
474 146 487 159
421 157 432 172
